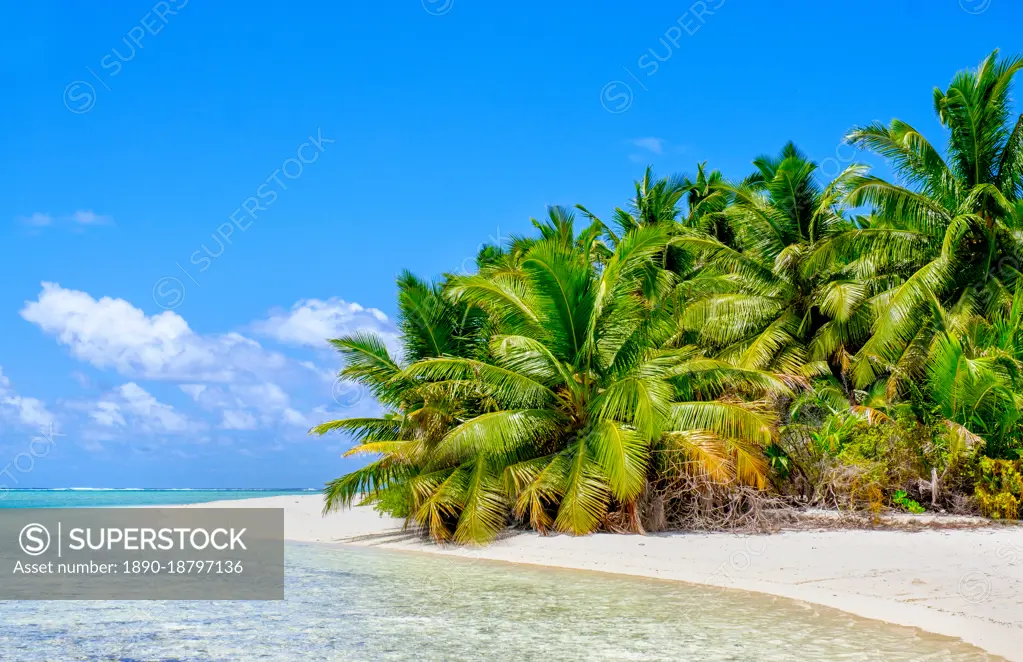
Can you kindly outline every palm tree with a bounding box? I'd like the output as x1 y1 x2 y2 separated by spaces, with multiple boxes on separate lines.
675 143 866 378
681 162 733 243
611 167 688 232
922 286 1023 457
840 50 1023 391
314 53 1023 536
320 224 788 544
577 167 689 275
312 270 485 517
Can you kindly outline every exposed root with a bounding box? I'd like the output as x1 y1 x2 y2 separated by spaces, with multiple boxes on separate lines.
649 474 792 533
632 472 1004 535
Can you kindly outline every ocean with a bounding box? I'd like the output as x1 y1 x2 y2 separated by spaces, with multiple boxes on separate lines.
0 488 315 508
0 490 999 661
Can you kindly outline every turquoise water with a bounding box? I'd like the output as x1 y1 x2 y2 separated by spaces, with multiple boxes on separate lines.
0 544 998 661
0 488 314 508
0 492 1000 661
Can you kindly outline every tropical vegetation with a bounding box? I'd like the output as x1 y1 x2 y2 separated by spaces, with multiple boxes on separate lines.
313 51 1023 543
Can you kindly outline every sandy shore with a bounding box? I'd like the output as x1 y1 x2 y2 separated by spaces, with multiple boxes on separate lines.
184 494 1023 660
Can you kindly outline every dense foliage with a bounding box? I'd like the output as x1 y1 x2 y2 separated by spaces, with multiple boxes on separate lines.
314 51 1023 543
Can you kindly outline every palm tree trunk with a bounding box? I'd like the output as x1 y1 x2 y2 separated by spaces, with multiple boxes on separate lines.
626 499 646 534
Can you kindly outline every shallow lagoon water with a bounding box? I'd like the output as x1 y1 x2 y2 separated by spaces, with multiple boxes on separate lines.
0 542 999 661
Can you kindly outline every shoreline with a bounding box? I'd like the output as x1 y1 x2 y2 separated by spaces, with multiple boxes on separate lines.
181 494 1023 661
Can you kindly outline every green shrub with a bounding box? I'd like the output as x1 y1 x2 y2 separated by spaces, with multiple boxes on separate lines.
370 482 415 519
764 443 791 480
892 490 925 514
975 458 1023 520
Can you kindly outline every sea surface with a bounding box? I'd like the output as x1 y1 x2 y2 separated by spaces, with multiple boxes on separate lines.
0 491 1001 661
0 488 314 508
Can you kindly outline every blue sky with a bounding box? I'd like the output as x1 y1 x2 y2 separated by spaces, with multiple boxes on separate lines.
0 0 1018 488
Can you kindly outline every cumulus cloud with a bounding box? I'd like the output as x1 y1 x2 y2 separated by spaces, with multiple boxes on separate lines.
183 381 312 430
221 410 258 430
19 283 381 441
90 401 126 427
178 384 207 401
0 366 56 428
232 382 290 409
252 297 398 350
21 282 287 382
2 396 55 428
116 383 193 432
89 383 196 434
282 408 309 426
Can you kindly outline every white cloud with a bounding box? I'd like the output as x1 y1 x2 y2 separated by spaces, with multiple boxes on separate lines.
179 384 207 401
17 211 111 229
0 366 56 428
180 384 232 409
630 137 664 154
252 297 397 349
19 283 383 441
2 396 55 428
117 383 192 432
90 383 195 434
221 410 257 430
232 382 290 409
282 408 309 426
21 282 287 382
70 210 111 225
90 401 126 427
300 360 337 384
184 381 311 429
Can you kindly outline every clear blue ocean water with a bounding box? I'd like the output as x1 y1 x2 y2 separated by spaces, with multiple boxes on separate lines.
0 488 315 508
0 491 999 661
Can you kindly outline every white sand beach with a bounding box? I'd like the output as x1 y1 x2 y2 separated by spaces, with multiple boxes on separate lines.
184 495 1023 660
